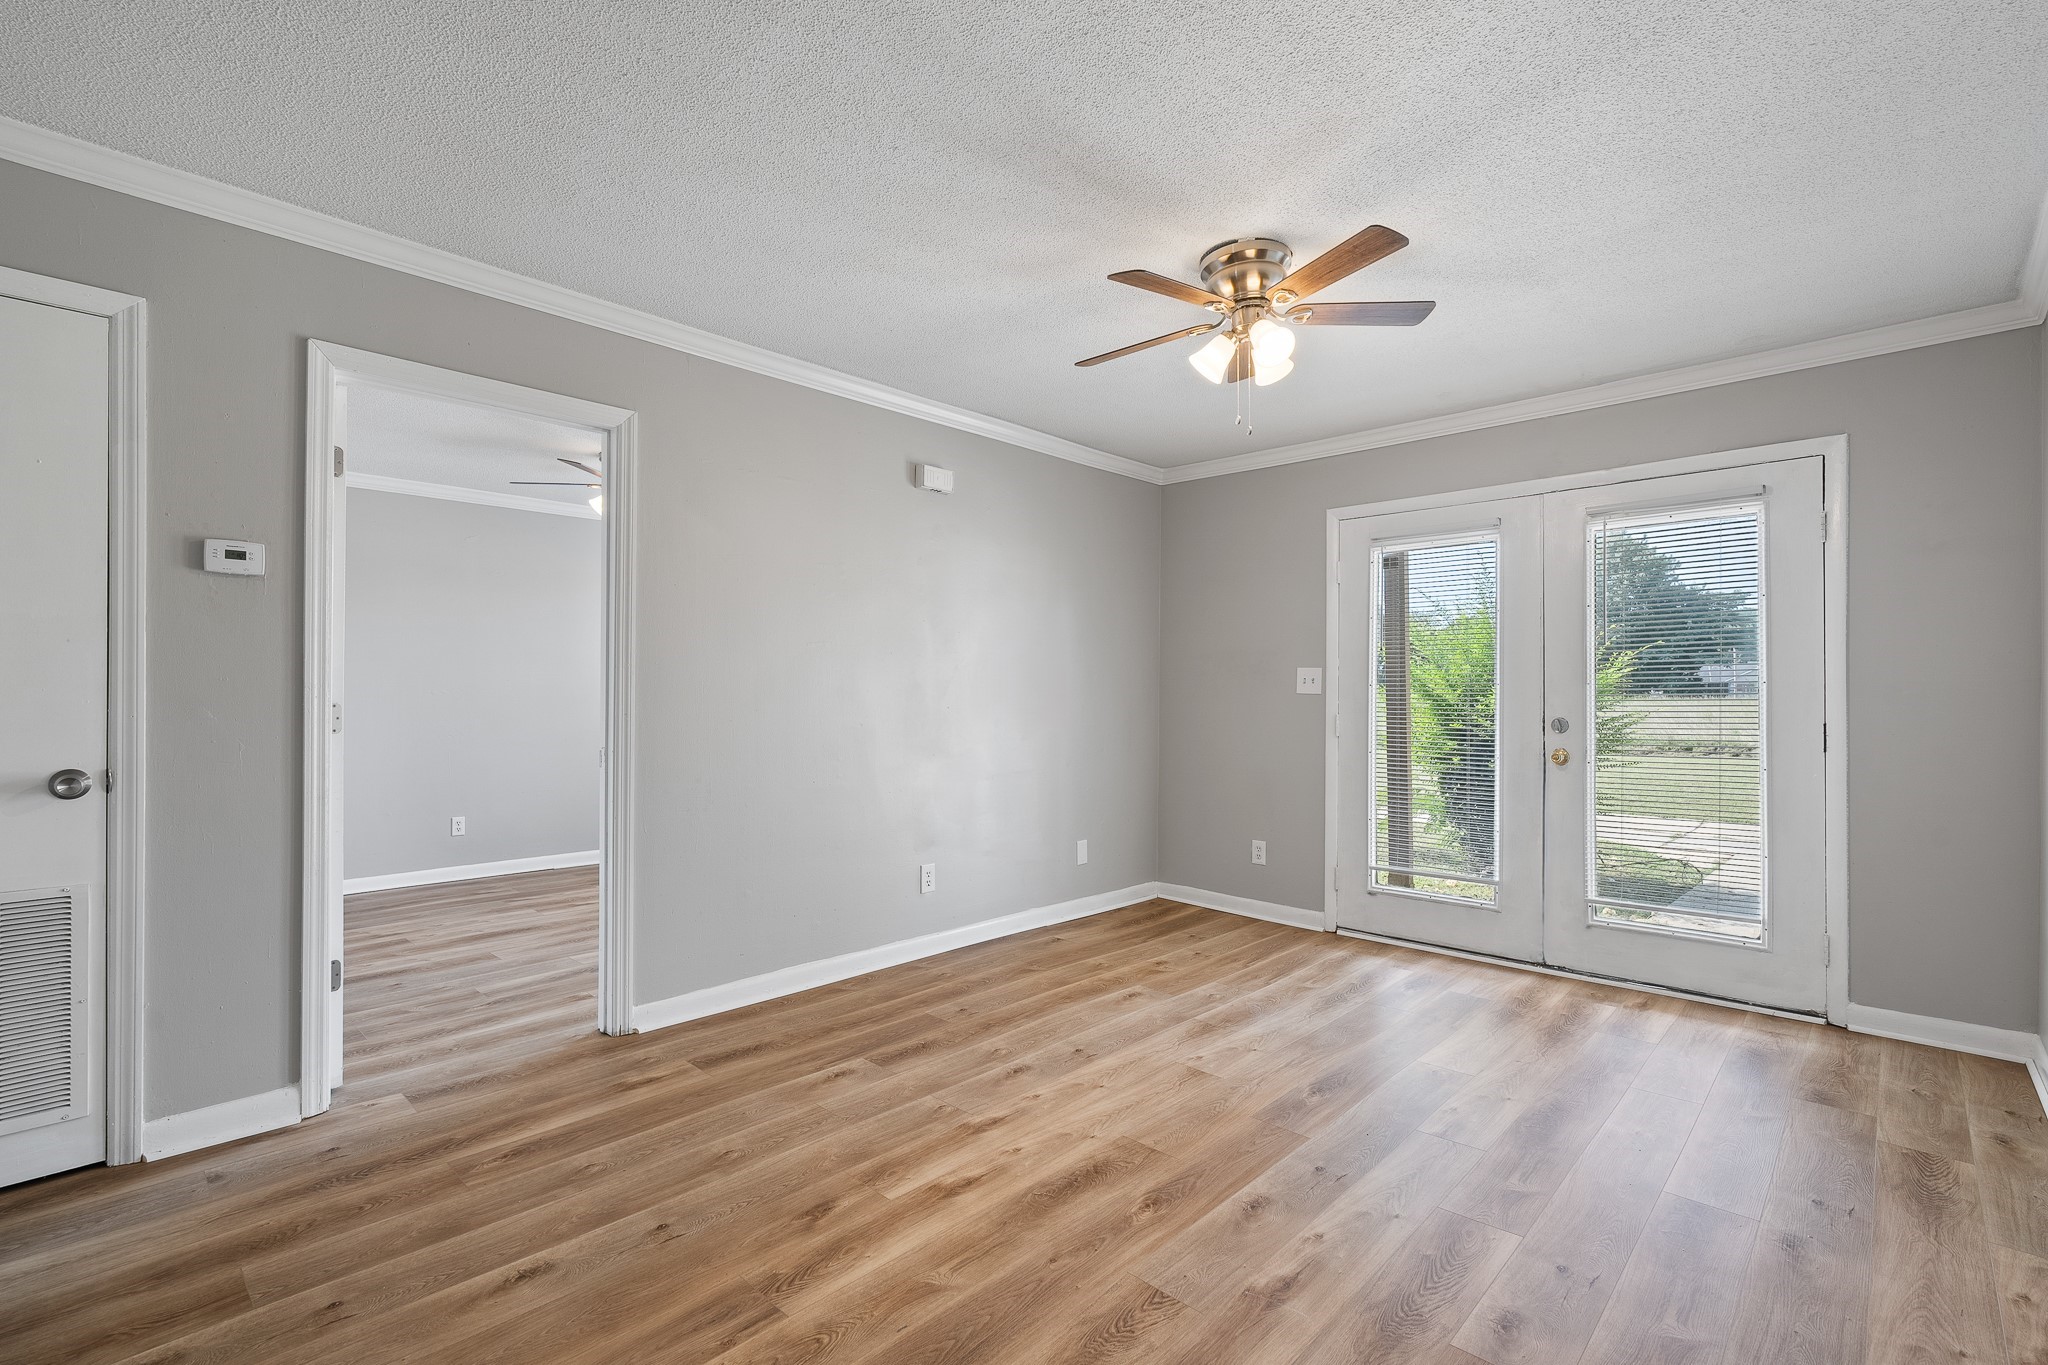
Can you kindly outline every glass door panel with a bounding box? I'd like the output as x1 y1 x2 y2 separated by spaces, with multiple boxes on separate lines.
1541 459 1825 1010
1587 504 1766 942
1335 498 1544 962
1373 536 1501 903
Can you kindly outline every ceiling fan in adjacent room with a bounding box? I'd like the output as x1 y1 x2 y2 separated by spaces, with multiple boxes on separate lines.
1075 226 1434 387
511 456 604 512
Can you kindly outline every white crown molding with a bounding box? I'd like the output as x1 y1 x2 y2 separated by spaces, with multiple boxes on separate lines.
1161 296 2044 484
6 116 2043 494
345 470 601 518
0 116 1160 486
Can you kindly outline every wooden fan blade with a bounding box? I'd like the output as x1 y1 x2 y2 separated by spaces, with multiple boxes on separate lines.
1107 269 1228 309
1224 336 1253 384
1074 322 1220 367
1291 300 1436 326
558 457 602 478
1272 226 1408 303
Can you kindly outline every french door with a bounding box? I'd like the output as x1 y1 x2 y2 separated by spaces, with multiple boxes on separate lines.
1334 457 1827 1012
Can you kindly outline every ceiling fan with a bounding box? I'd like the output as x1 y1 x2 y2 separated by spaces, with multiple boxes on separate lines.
511 456 604 512
1076 226 1434 387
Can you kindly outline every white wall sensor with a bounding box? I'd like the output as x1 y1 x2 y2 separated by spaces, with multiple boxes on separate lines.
914 464 954 494
203 539 266 575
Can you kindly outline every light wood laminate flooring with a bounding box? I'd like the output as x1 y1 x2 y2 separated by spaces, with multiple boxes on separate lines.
3 869 2045 1363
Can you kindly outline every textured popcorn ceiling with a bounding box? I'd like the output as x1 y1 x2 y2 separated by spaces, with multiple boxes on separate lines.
348 387 603 507
5 1 2046 466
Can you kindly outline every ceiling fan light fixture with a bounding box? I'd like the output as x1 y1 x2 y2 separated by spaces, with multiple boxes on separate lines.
1188 332 1235 384
1252 353 1293 386
1249 316 1295 363
588 493 604 514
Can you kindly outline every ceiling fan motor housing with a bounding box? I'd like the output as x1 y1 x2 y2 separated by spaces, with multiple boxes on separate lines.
1198 238 1293 301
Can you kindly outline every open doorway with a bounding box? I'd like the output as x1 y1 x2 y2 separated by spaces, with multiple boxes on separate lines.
301 343 637 1118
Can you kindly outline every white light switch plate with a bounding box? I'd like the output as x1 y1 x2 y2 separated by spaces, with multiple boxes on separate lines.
1296 667 1323 694
1076 839 1088 865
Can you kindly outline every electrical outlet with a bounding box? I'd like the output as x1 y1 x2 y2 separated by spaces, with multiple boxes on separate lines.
1296 667 1323 694
1251 839 1266 866
1076 839 1088 865
920 862 936 894
450 816 467 836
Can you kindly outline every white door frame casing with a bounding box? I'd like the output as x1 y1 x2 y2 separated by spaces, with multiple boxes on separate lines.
0 265 148 1166
1323 434 1850 1021
301 341 638 1116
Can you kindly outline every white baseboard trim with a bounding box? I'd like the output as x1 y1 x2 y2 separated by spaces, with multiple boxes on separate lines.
1153 884 1326 932
343 850 599 895
140 1085 301 1161
1834 1002 2041 1063
2030 1036 2048 1119
631 881 1162 1033
1150 885 2048 1084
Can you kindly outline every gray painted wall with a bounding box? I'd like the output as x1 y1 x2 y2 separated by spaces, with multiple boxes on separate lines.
0 159 1162 1119
342 491 602 881
1162 327 2045 1032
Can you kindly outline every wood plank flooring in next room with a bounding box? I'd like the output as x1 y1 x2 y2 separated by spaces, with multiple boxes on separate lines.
3 871 2046 1363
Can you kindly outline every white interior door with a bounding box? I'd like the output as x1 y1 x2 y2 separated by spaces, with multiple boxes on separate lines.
1334 498 1545 960
0 293 110 1185
1334 455 1828 1013
1541 459 1826 1010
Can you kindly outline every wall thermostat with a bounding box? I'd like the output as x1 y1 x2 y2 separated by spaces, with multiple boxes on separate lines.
203 539 266 576
914 463 954 494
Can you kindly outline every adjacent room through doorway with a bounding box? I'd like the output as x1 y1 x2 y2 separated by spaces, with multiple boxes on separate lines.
334 385 607 1101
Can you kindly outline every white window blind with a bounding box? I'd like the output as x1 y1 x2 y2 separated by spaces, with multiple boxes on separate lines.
1586 504 1765 941
1374 536 1500 902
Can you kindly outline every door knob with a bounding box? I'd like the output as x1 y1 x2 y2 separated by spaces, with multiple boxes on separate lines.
1550 748 1571 767
47 768 93 799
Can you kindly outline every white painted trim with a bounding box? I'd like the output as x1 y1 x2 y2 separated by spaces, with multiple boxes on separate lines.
1820 444 1850 1024
1163 301 2042 483
140 1086 299 1161
304 342 639 1118
302 345 343 1113
0 117 1156 486
2029 1035 2048 1120
631 883 1161 1033
1153 883 1327 932
5 119 2044 492
2021 185 2048 323
598 412 639 1037
1322 436 1849 1019
1836 1003 2041 1065
0 266 149 1167
1321 436 1845 523
342 851 600 895
1154 886 2046 1056
345 471 601 519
